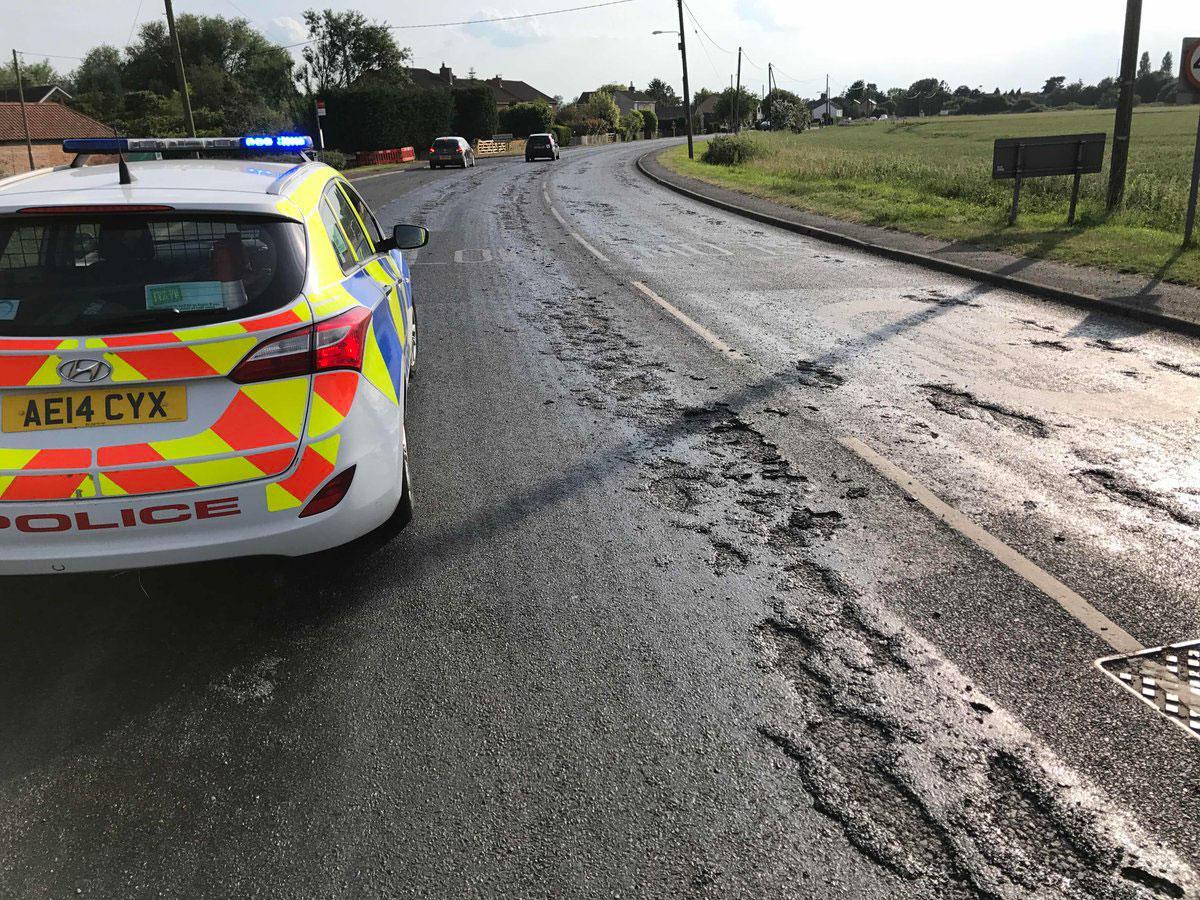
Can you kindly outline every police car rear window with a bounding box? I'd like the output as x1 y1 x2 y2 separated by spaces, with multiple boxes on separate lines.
0 213 306 337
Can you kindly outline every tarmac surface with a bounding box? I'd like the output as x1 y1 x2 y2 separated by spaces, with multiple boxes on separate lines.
1 139 1198 899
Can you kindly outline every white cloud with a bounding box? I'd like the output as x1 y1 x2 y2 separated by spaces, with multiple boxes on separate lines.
462 8 548 49
268 16 307 45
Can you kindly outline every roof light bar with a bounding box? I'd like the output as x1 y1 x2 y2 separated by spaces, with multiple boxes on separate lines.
62 135 314 154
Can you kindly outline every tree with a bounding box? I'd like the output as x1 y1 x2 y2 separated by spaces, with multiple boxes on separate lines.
762 87 800 122
713 86 758 129
299 8 410 93
0 57 63 89
645 77 678 106
452 85 497 143
619 109 644 140
693 87 716 107
1042 75 1066 94
771 98 810 132
1161 52 1173 75
120 15 297 132
581 90 620 132
1137 51 1151 79
499 100 554 137
640 108 658 138
69 46 125 124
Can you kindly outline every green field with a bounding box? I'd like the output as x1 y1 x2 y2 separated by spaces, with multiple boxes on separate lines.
660 106 1200 288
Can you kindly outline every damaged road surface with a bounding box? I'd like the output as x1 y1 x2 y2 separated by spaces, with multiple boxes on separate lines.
1 141 1198 899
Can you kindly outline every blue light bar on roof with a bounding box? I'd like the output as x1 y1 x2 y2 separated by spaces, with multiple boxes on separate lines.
62 135 314 154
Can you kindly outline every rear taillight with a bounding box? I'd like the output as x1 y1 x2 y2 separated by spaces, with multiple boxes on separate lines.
230 306 372 384
428 147 435 154
455 147 463 154
300 466 356 518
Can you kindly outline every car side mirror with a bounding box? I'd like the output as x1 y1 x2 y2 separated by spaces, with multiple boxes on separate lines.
392 224 429 250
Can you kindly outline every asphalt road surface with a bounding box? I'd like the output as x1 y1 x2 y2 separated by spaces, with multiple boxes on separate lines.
2 140 1199 899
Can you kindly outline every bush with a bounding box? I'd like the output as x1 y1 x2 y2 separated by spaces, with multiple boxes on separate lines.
551 123 572 147
499 100 554 138
452 86 498 144
702 133 761 165
320 87 452 152
620 109 644 140
640 108 658 139
314 149 348 169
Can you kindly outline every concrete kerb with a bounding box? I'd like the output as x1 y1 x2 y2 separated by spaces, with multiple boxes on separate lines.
636 149 1200 338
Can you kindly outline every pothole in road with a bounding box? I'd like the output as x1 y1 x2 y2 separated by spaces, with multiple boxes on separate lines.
922 384 1050 438
903 288 979 307
793 360 844 390
760 599 1195 900
1155 360 1200 379
1073 468 1199 528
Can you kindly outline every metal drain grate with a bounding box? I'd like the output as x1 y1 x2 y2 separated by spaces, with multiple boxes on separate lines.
1097 639 1200 739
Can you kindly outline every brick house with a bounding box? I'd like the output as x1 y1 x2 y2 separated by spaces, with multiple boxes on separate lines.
0 102 112 177
578 84 657 117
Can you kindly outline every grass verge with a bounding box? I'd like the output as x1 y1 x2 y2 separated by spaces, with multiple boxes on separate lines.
659 107 1200 288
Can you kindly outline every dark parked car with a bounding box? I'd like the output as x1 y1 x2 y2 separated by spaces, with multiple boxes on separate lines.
429 136 475 169
525 133 560 162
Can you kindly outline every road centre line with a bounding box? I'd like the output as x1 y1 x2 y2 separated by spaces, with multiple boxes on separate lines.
630 281 742 359
838 436 1144 655
543 184 611 262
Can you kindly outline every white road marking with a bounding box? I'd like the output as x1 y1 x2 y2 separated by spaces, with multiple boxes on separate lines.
630 281 743 359
697 242 733 256
542 187 611 263
571 232 610 262
454 249 493 263
838 435 1144 656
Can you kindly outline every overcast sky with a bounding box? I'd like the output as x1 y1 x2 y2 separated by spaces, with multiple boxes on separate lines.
5 0 1193 101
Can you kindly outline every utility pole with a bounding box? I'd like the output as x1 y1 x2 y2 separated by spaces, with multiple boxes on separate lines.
11 51 35 171
734 47 743 133
163 0 196 137
826 73 830 124
1106 0 1142 209
676 0 694 159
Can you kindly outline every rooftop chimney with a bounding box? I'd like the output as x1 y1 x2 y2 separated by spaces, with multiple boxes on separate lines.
439 63 453 84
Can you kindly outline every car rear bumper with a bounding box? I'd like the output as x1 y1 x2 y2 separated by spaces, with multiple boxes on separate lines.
0 389 403 575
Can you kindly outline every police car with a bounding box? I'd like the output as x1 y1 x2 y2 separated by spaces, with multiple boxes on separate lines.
0 135 426 574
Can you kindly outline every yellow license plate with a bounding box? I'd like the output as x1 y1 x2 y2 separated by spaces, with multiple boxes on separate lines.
1 386 188 433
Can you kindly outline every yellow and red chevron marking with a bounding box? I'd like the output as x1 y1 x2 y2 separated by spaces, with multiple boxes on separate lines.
265 434 340 512
0 447 92 472
307 371 358 438
0 472 95 501
0 302 313 389
97 378 307 469
98 448 296 497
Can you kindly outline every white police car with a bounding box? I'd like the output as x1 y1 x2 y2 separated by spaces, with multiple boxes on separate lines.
0 135 426 574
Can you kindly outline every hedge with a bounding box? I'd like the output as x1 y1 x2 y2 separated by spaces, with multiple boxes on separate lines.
452 86 498 145
320 87 453 153
499 101 554 138
551 124 572 147
640 108 658 139
702 134 761 165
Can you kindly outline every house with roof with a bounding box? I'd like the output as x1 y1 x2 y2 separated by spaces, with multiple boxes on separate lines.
0 102 112 176
406 64 556 110
577 84 657 117
809 94 843 123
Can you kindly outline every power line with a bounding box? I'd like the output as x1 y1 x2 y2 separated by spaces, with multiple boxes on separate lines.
682 1 734 55
14 49 87 61
265 0 642 52
127 0 147 46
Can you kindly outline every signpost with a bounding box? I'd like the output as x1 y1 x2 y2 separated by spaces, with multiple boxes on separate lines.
992 133 1107 226
1180 37 1200 247
315 99 326 151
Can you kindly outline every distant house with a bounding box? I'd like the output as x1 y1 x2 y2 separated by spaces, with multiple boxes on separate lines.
0 84 73 104
0 102 111 176
656 103 688 134
693 95 722 132
406 64 556 111
578 84 657 117
809 95 843 123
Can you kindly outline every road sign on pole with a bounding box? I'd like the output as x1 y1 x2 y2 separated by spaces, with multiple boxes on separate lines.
1182 37 1200 94
314 99 326 151
1182 38 1200 246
